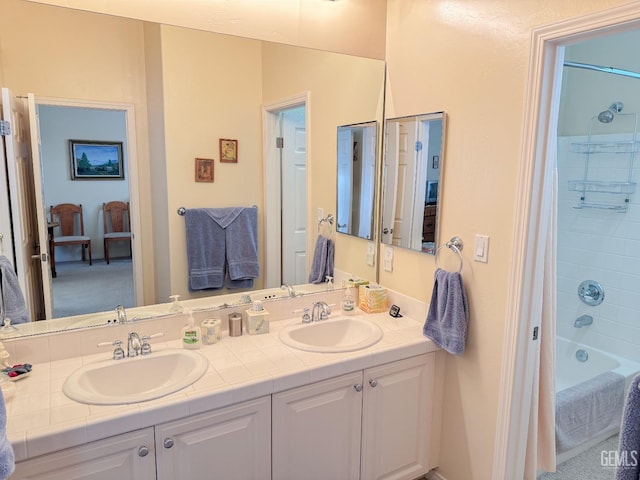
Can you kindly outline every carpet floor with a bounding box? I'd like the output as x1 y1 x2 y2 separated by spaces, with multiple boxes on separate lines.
537 434 618 480
52 259 134 317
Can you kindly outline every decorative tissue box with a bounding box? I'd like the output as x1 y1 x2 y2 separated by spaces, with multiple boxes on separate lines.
359 285 388 314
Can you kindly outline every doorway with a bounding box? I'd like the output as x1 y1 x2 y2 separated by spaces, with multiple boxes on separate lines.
495 4 640 480
36 98 143 319
263 95 309 287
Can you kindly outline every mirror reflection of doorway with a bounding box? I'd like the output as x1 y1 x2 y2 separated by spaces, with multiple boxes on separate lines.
37 103 136 318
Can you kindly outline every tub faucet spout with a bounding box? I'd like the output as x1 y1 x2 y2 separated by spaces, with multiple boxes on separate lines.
574 315 593 328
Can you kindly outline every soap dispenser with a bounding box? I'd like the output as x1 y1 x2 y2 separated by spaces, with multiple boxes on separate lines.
169 294 184 313
181 311 201 349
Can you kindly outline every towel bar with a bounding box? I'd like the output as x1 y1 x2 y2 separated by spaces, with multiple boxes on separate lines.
177 205 257 216
435 236 464 273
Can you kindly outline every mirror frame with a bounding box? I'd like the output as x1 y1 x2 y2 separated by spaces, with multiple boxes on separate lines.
380 112 446 255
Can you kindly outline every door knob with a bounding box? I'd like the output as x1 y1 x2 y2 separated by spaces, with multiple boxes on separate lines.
163 438 174 449
383 228 389 234
354 383 363 392
369 379 378 388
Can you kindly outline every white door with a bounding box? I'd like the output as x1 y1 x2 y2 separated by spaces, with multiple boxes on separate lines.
155 397 271 480
409 120 430 250
361 354 436 480
393 120 417 248
273 371 363 480
280 106 307 285
0 109 14 264
381 122 399 244
1 88 46 320
337 127 354 234
358 124 377 239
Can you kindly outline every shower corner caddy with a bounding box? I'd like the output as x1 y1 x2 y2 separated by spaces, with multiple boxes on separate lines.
569 116 638 212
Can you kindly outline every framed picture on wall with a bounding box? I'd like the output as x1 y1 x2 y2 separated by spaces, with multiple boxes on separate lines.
195 158 214 182
219 138 238 163
69 140 124 180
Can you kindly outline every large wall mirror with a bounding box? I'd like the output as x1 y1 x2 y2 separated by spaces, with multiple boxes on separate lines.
336 121 378 240
380 112 445 254
0 0 385 337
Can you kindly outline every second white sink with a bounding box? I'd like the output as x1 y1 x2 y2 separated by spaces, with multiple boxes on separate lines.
63 349 208 405
279 316 383 353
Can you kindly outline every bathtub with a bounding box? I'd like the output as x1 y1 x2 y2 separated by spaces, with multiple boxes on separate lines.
555 337 640 464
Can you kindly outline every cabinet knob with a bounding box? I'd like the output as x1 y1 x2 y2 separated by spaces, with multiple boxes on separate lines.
163 438 174 449
369 379 378 388
354 383 363 392
138 446 149 457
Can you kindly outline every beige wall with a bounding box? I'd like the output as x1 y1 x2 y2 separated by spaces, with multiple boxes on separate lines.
26 0 387 60
385 1 632 479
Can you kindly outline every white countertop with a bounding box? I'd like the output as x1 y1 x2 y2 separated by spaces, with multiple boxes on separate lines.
6 308 438 462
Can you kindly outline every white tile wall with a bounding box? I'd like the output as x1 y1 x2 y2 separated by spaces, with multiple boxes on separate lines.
557 135 640 362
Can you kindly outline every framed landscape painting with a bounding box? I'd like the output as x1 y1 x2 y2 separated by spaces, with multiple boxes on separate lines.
69 140 124 180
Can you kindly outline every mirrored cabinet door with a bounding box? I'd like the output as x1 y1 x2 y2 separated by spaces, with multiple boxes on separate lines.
336 121 378 240
381 112 445 254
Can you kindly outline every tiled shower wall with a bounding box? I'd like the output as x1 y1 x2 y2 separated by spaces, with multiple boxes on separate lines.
557 134 640 363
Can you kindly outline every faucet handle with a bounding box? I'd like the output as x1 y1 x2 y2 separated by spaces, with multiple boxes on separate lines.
97 339 125 360
140 333 165 355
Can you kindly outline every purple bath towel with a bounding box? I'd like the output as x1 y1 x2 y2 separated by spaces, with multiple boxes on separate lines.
423 268 469 355
617 373 640 480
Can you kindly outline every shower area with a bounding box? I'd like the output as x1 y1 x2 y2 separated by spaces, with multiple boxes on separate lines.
542 29 640 477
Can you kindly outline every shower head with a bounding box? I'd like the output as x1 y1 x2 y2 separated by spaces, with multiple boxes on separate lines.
597 102 624 123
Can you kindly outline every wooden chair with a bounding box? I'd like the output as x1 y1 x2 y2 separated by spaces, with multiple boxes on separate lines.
103 201 132 264
49 203 92 270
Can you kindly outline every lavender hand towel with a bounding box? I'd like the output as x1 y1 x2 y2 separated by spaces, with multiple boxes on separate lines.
0 256 29 324
308 235 329 284
616 374 640 480
0 386 14 480
423 268 469 355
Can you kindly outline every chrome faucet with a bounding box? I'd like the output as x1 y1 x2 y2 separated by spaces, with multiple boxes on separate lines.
311 301 331 322
127 332 142 357
116 305 128 324
281 284 298 298
574 315 593 328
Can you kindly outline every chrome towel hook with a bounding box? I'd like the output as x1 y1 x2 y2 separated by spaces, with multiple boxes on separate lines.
435 236 464 273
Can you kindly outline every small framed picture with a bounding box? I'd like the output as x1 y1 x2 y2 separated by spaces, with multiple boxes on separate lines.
432 155 440 169
219 138 238 163
195 158 214 182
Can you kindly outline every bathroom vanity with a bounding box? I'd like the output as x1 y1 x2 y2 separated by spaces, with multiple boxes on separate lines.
5 289 443 480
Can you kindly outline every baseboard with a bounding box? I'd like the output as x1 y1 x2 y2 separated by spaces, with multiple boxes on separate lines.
426 469 448 480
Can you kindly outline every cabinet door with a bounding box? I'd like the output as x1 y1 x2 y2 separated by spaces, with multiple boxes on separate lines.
272 371 363 480
155 396 270 480
13 427 155 480
361 353 436 480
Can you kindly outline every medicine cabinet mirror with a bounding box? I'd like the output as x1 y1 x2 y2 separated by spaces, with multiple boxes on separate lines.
380 112 445 254
336 121 378 240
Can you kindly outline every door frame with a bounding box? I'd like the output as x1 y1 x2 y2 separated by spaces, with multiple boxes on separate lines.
34 96 144 310
262 92 310 288
493 3 640 479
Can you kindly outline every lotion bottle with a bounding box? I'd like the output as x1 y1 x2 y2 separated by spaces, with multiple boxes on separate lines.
181 311 201 349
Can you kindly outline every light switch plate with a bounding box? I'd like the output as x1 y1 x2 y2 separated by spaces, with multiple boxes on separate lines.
384 245 394 272
366 242 375 266
474 234 489 263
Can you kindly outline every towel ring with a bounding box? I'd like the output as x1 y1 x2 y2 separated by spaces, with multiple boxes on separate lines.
435 236 464 273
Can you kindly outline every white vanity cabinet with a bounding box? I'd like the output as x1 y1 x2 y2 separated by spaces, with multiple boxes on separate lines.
272 353 441 480
11 427 156 480
12 396 271 480
155 396 271 480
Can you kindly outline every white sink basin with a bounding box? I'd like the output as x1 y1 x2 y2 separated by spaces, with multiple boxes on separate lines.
279 316 383 353
63 349 208 405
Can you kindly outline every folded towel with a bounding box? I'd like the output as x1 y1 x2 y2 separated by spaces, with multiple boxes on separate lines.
555 371 624 455
617 374 640 480
423 268 469 355
0 256 29 324
185 207 259 291
0 386 15 480
308 235 333 284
